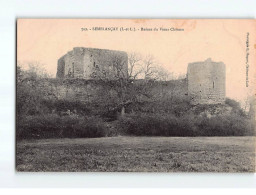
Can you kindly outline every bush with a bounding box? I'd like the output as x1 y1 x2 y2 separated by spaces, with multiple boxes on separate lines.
225 98 240 109
118 112 255 136
118 113 194 136
42 100 93 115
17 114 108 140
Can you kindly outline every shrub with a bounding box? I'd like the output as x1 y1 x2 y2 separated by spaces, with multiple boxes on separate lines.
42 100 93 115
225 98 240 109
118 112 255 136
118 113 195 136
17 114 108 140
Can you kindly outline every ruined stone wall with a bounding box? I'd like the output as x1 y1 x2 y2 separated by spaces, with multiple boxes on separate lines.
56 56 65 78
42 79 187 105
42 79 118 105
187 58 226 104
56 47 128 80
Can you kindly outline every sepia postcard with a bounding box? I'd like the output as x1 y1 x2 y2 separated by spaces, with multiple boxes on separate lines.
16 19 256 172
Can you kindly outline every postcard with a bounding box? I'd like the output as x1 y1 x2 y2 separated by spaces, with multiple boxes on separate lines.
16 19 255 172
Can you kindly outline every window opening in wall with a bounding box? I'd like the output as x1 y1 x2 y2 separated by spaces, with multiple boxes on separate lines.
213 81 215 89
68 68 72 77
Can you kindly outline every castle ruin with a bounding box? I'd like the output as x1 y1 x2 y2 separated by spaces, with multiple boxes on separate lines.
187 58 226 105
56 47 128 80
56 49 226 105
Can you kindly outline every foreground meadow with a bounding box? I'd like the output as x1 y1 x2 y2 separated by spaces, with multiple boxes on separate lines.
16 136 255 172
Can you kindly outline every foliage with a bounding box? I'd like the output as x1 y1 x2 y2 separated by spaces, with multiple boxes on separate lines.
225 98 241 110
118 112 255 136
17 62 255 139
17 114 108 140
17 66 53 116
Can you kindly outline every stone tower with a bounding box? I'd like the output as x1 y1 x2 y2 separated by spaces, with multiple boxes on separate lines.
56 47 128 80
187 58 226 105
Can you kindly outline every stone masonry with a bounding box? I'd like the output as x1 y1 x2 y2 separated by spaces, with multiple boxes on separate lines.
187 58 226 105
57 49 225 105
56 47 128 80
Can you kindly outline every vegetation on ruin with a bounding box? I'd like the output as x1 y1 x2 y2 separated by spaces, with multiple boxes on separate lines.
16 60 255 140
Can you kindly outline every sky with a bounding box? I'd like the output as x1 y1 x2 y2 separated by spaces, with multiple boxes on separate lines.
17 19 256 103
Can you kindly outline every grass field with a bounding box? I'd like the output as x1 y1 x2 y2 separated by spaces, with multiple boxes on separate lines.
16 136 255 172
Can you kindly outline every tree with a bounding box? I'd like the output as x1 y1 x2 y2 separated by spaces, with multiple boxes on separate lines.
128 52 143 80
17 62 55 117
89 52 176 116
153 65 171 81
18 61 53 79
139 54 172 81
89 53 130 116
142 54 159 80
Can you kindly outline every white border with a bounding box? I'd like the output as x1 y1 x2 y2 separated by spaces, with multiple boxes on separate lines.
1 0 256 189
